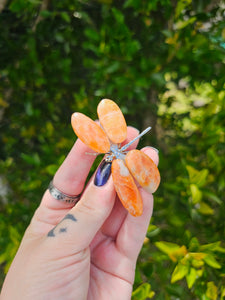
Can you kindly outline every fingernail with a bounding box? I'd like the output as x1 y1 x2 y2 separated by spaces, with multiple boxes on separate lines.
149 146 159 154
128 126 140 134
94 160 112 186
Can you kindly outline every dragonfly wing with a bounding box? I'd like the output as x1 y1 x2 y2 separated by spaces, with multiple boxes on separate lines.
112 159 143 217
71 112 110 153
97 99 127 144
125 149 160 193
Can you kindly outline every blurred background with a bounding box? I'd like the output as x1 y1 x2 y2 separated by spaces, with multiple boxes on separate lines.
0 0 224 299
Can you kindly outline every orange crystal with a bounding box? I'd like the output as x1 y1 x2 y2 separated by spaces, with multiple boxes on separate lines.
71 99 160 217
71 112 110 153
125 149 160 193
97 99 127 144
112 158 143 217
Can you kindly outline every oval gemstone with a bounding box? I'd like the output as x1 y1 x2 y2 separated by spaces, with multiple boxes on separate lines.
94 160 112 186
112 159 143 217
97 99 127 144
71 112 110 153
125 149 160 193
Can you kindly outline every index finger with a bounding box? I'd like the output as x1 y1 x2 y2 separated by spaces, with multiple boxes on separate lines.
41 139 97 210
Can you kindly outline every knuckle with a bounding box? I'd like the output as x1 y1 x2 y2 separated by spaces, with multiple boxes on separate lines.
76 200 99 217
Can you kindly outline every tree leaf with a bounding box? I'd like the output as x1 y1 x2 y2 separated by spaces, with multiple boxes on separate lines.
200 241 225 253
169 246 188 262
61 12 70 23
171 262 189 283
155 241 180 255
206 282 218 300
221 286 225 299
186 166 209 187
132 283 155 300
196 202 214 215
203 190 222 205
186 268 198 289
189 252 206 260
203 254 221 269
190 184 202 204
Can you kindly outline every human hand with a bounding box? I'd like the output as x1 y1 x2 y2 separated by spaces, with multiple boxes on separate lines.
1 126 159 300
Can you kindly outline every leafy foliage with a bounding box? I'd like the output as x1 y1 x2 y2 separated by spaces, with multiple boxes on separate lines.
0 0 225 298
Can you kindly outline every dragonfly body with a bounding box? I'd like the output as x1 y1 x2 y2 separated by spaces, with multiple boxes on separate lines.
94 160 112 187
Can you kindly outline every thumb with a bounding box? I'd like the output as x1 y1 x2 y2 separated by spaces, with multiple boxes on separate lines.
45 176 116 254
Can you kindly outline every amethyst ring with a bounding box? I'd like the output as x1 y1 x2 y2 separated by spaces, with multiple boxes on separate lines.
48 180 81 203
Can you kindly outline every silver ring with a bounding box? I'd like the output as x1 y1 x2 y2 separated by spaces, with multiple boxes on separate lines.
48 180 81 203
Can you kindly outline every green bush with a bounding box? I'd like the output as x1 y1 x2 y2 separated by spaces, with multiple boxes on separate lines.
0 0 224 298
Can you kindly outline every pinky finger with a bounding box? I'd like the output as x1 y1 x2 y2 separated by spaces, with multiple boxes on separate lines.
115 189 154 262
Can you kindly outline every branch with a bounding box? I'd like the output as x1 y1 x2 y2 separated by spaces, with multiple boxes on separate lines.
32 0 50 31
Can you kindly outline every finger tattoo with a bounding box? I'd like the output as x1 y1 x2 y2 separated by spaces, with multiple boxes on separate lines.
47 214 77 237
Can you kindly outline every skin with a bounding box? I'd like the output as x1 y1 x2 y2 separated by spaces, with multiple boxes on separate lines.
1 126 159 300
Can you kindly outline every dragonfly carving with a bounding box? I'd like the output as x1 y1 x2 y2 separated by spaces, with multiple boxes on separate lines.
71 99 160 217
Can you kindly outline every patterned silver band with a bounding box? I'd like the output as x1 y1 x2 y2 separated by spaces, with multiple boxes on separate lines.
48 180 81 203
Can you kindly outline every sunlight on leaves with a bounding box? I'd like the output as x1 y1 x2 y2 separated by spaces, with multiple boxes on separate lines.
132 283 155 300
186 267 198 289
203 254 221 269
206 282 218 300
171 262 189 283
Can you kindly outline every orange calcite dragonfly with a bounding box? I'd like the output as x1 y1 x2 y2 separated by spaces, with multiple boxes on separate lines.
71 99 160 217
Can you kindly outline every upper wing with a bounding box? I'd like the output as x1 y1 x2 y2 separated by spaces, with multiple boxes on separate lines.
71 112 110 153
97 99 127 144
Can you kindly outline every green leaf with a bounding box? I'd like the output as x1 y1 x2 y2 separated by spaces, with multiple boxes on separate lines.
221 286 225 299
155 241 180 255
112 7 125 24
175 17 197 30
84 28 100 42
21 153 41 166
0 252 7 264
9 226 21 245
175 0 192 18
206 282 218 300
40 10 52 18
142 262 154 278
155 242 187 262
186 268 198 289
171 262 189 283
191 258 204 268
203 190 222 205
61 12 70 23
196 202 214 215
186 166 209 187
203 254 221 269
147 224 161 237
189 237 200 252
132 283 155 300
45 164 58 176
55 33 64 43
190 184 202 204
105 62 120 74
200 241 225 253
